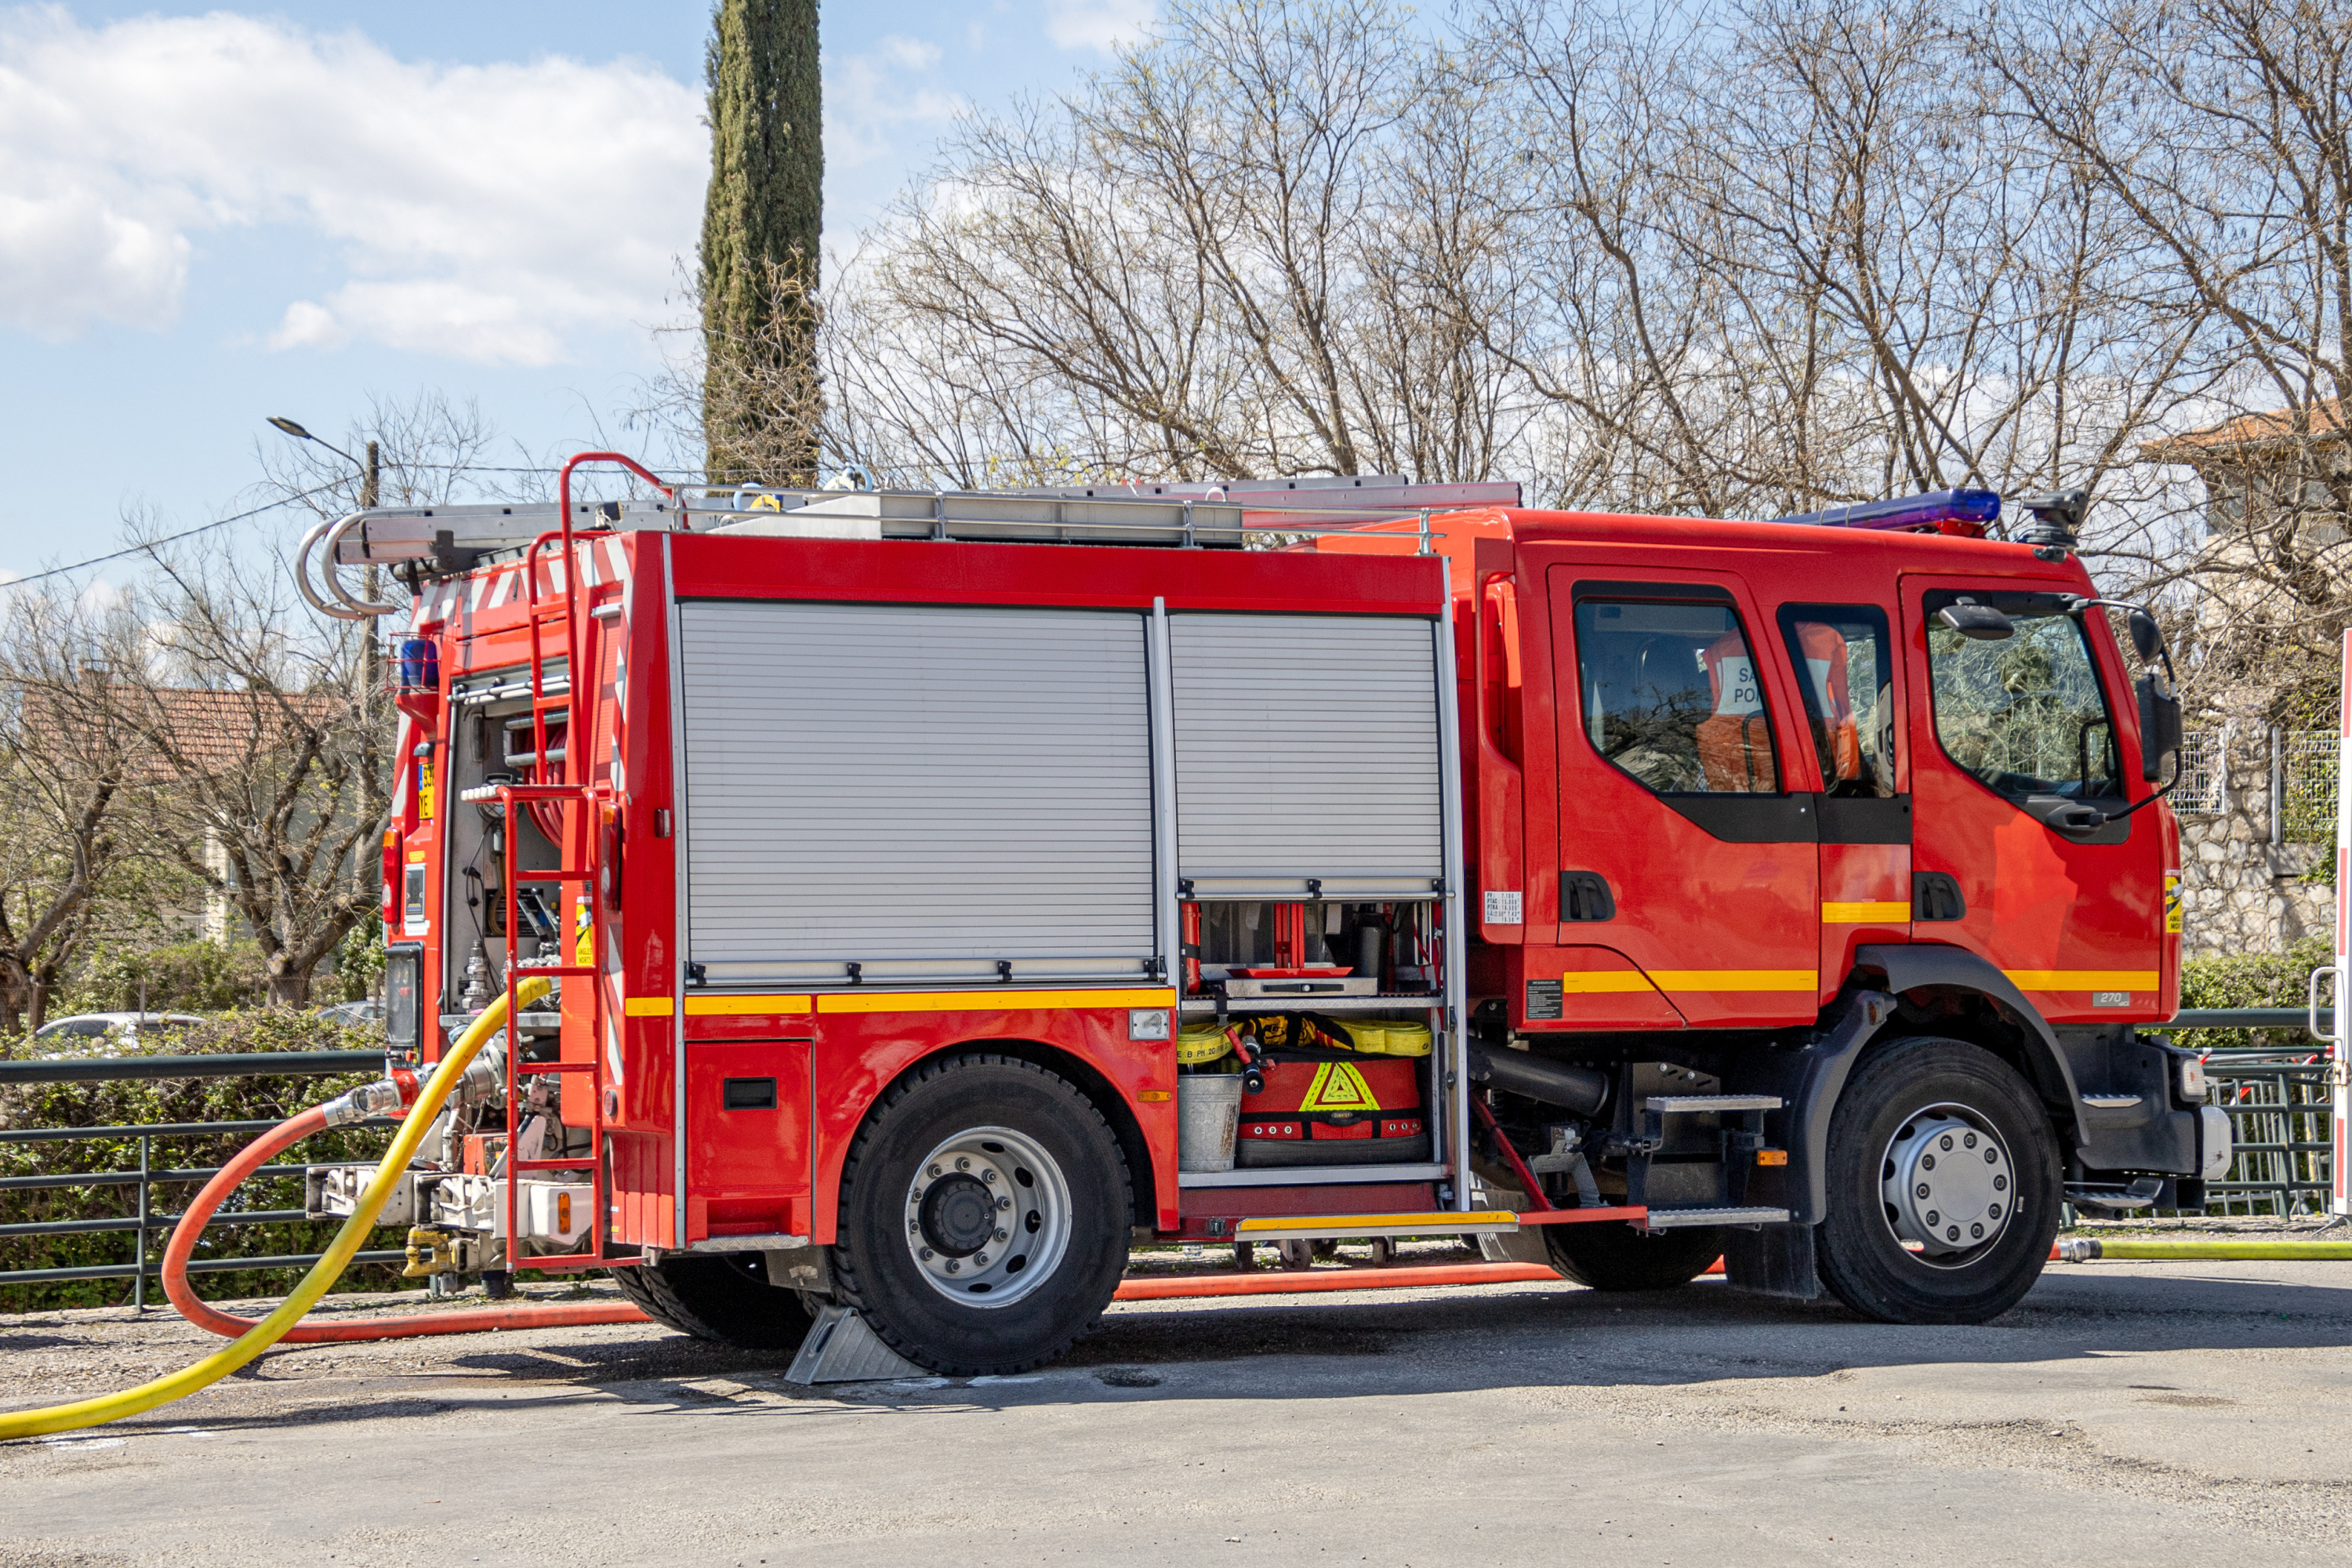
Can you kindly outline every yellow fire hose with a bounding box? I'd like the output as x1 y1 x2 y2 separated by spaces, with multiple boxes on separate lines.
0 980 547 1443
2059 1236 2352 1262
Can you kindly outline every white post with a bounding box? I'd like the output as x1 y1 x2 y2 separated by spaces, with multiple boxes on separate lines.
2336 631 2350 1217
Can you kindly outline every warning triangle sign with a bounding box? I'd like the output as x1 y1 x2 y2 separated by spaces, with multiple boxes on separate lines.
1300 1062 1380 1112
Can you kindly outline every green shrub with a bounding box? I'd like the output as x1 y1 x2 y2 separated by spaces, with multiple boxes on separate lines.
2169 937 2335 1054
0 1011 402 1313
53 939 270 1018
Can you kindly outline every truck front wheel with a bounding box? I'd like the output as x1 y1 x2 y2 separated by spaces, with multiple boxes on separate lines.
1815 1036 2060 1324
833 1053 1132 1374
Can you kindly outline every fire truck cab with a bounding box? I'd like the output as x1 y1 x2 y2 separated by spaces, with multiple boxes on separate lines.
299 460 2228 1373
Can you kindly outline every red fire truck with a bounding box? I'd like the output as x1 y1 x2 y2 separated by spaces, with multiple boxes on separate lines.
293 456 2230 1374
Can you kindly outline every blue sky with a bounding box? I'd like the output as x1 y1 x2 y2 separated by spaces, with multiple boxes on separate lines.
0 0 1152 581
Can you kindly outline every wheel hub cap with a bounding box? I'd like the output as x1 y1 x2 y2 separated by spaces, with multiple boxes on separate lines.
904 1126 1073 1308
1882 1106 2014 1265
917 1174 996 1257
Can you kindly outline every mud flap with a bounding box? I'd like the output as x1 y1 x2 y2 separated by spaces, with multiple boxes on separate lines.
1721 1223 1824 1301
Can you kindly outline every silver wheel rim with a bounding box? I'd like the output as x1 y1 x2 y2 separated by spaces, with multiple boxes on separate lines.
904 1124 1073 1308
1880 1102 2016 1269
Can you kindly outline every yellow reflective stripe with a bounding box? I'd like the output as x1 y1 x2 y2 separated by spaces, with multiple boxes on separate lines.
1648 970 1820 992
816 988 1177 1014
1822 901 1911 924
684 994 811 1016
2004 971 2160 992
622 996 674 1018
1559 973 1659 994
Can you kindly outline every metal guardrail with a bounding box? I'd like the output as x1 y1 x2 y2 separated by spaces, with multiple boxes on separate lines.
0 1050 382 1086
0 1048 394 1306
2169 1008 2332 1030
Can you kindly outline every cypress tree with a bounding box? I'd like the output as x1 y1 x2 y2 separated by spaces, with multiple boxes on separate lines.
700 0 823 485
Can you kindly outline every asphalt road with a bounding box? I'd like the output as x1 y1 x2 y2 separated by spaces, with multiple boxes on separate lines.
3 1252 2350 1567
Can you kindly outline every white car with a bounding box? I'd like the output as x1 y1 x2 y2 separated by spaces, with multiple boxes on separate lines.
30 1011 207 1044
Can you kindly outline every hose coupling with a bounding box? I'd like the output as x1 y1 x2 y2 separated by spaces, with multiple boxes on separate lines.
2055 1237 2100 1262
320 1070 423 1128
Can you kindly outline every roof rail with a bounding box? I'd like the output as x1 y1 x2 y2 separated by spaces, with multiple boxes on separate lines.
296 470 1518 614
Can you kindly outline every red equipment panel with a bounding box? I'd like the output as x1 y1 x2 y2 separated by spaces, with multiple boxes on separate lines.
685 1039 813 1240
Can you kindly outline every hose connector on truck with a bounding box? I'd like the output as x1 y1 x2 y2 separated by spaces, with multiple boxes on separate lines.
270 459 2221 1370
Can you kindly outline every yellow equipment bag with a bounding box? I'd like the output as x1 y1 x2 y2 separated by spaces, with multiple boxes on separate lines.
1339 1020 1434 1057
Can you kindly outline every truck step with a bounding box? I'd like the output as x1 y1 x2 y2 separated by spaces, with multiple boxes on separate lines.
1233 1210 1519 1241
1642 1094 1784 1114
1643 1206 1790 1229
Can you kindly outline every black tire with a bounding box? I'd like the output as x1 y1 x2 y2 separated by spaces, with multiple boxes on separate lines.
607 1252 815 1350
1543 1221 1726 1290
833 1053 1131 1375
1815 1036 2060 1325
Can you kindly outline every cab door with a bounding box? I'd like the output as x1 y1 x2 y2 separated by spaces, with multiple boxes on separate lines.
1775 603 1914 993
1548 571 1821 1028
1901 576 2164 1022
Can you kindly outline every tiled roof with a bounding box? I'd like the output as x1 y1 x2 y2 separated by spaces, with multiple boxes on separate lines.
2143 397 2345 461
16 684 341 783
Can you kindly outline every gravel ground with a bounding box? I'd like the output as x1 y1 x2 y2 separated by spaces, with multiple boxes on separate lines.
2 1232 2349 1566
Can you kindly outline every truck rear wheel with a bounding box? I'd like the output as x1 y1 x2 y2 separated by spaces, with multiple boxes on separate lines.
833 1053 1131 1375
608 1253 815 1350
1815 1036 2060 1325
1543 1221 1726 1290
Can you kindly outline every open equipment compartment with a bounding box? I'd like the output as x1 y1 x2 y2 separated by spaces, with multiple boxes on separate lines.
1165 605 1468 1197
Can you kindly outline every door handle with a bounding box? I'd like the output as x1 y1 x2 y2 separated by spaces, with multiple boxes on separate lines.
1561 870 1616 922
1912 872 1965 922
2024 794 2112 838
2047 803 2107 835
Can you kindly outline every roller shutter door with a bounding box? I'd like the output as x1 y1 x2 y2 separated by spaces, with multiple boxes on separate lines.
678 601 1156 985
1171 613 1443 897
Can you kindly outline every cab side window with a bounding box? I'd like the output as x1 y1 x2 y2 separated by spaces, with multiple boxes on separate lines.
1575 597 1780 794
1777 604 1896 799
1924 592 2122 800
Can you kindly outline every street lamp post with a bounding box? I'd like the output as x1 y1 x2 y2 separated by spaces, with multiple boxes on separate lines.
268 418 383 672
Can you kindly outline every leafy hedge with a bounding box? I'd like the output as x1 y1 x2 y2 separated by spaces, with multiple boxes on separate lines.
2169 936 2334 1054
0 1011 401 1313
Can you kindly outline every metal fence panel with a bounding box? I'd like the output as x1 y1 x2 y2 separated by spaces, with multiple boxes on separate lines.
2280 728 2338 844
2173 729 2227 815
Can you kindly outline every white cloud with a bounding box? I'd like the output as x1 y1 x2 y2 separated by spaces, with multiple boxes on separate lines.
0 6 702 365
825 33 964 173
1044 0 1156 53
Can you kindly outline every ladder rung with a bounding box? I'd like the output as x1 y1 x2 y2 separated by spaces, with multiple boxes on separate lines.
513 867 593 881
514 1061 597 1074
512 1157 596 1171
516 1251 603 1269
506 964 597 979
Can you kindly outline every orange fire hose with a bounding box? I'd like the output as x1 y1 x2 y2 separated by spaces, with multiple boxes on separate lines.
163 1105 646 1342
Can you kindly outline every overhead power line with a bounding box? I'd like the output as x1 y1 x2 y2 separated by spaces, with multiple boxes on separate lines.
0 483 347 592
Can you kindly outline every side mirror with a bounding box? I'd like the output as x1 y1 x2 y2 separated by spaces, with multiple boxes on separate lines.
2128 608 2165 664
2137 673 2182 782
1937 597 2014 641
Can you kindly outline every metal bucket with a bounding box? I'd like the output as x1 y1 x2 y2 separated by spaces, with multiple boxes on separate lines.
1178 1073 1245 1174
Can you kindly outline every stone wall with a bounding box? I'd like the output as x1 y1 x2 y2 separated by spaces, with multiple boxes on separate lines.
2175 728 2335 956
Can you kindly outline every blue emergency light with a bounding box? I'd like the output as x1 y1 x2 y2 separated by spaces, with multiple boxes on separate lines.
1770 488 2002 535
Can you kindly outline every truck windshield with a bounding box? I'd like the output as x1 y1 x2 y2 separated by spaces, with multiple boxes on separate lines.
1925 593 2122 801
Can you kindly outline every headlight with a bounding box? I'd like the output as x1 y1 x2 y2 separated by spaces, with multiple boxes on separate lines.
2177 1056 2207 1102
